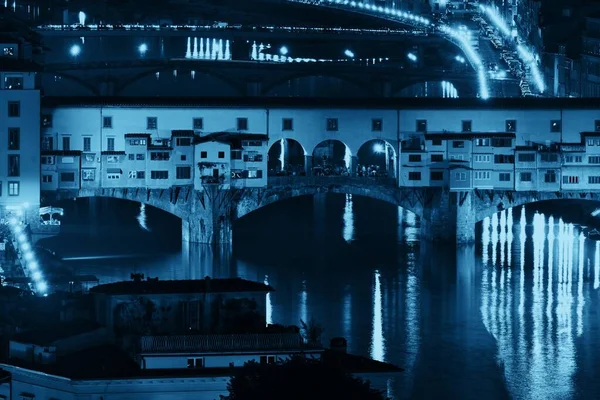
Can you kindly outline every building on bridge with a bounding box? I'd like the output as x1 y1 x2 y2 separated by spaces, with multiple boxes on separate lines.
38 96 600 245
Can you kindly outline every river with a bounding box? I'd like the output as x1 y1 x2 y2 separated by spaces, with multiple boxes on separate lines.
39 195 600 400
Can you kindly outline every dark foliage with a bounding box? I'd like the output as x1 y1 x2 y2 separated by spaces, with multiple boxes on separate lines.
221 355 387 400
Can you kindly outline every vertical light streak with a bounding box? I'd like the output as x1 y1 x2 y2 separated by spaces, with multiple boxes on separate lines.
370 270 385 362
343 145 352 170
343 285 352 340
264 275 273 326
300 280 308 326
279 138 286 171
342 194 354 242
492 212 499 265
595 241 600 289
577 232 585 336
482 216 491 264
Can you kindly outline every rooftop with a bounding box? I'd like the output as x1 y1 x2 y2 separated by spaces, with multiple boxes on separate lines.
40 96 600 110
11 320 102 346
89 277 274 296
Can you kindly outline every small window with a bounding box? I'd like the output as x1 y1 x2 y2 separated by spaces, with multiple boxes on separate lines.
218 151 225 159
8 182 19 196
505 119 516 132
550 120 561 132
452 141 465 148
499 172 511 182
237 117 248 131
83 137 91 152
42 175 53 183
193 118 204 130
4 75 23 89
62 136 71 151
176 166 191 179
595 120 600 132
408 154 421 162
408 171 421 181
8 155 19 177
8 101 20 117
431 154 443 162
520 172 532 182
8 128 20 150
200 151 207 159
107 138 115 151
147 117 158 130
431 138 442 146
416 120 427 132
282 118 293 131
103 116 113 128
181 154 187 161
430 171 444 181
326 118 338 131
372 119 383 132
42 114 53 128
461 120 472 132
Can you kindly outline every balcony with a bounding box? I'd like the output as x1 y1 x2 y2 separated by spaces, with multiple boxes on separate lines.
140 333 319 353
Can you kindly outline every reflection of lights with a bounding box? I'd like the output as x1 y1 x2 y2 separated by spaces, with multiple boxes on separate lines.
300 280 307 326
343 144 351 170
264 275 273 326
491 213 498 266
577 232 585 336
370 270 385 362
343 285 352 340
342 194 354 242
482 216 490 264
137 203 150 232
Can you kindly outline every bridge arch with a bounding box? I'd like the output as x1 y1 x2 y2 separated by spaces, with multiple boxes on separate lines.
262 71 375 97
40 72 100 96
357 139 397 178
116 67 245 96
267 138 307 176
311 139 353 176
393 79 467 98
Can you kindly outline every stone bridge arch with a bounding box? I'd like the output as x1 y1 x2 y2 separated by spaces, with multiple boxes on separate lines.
357 139 398 178
262 71 375 97
40 72 100 96
116 67 245 96
267 138 308 176
393 77 474 98
311 139 354 175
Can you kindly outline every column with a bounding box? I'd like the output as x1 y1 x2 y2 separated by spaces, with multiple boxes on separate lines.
350 156 358 176
304 155 313 176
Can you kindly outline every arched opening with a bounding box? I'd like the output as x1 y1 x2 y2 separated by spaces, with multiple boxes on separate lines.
267 138 307 176
394 80 461 98
264 73 370 97
311 140 352 176
356 139 397 178
38 197 182 258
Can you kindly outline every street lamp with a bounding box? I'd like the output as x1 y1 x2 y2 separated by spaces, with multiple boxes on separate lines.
407 53 417 62
344 49 355 58
69 44 81 57
280 46 289 56
373 143 384 153
138 43 148 56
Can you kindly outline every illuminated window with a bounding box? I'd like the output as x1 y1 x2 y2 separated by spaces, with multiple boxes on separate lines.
4 75 23 90
8 182 19 196
82 169 95 181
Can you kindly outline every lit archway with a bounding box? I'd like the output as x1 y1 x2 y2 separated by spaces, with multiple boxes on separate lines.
311 140 352 176
357 139 397 178
267 139 307 176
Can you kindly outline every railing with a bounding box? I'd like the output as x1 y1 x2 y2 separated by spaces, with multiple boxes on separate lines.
140 333 316 353
268 176 397 187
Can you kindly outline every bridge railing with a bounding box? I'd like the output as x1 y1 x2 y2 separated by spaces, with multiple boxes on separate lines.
268 176 397 188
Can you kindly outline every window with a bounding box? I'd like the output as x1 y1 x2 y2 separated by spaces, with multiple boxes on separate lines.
326 118 338 131
137 171 145 179
475 171 491 180
474 154 491 163
408 171 421 181
408 154 421 162
8 155 19 177
42 114 53 128
200 151 207 159
181 155 187 162
8 128 19 150
450 154 464 161
563 175 579 184
231 150 242 160
147 117 157 130
565 155 583 163
431 138 442 146
41 156 54 165
499 172 511 182
8 101 20 117
518 153 535 162
595 120 600 132
62 136 71 151
150 152 170 161
492 138 512 147
4 75 23 89
193 118 204 130
83 137 91 152
455 172 467 181
590 156 600 164
187 358 204 368
107 137 115 151
247 170 263 179
60 172 75 182
462 120 472 132
151 170 169 179
430 171 444 180
103 116 113 128
42 137 54 151
452 141 464 148
544 170 557 183
416 120 427 132
550 120 561 132
431 154 443 162
588 139 595 146
589 176 600 184
217 151 225 159
128 154 135 160
541 153 558 162
8 182 19 196
176 166 191 179
237 117 248 131
520 172 532 182
494 154 514 163
176 138 191 146
372 119 383 132
475 138 490 146
82 169 95 181
129 138 147 146
282 118 293 131
505 120 516 132
42 175 53 183
243 153 263 162
136 154 145 161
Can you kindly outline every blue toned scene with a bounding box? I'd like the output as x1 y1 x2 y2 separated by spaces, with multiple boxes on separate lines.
3 0 600 399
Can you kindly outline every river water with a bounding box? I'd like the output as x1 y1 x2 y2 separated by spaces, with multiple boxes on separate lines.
40 195 600 400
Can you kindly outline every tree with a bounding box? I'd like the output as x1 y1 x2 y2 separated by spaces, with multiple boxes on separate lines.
221 356 387 400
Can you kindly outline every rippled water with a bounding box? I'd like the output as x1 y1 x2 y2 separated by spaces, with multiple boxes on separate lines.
43 196 600 400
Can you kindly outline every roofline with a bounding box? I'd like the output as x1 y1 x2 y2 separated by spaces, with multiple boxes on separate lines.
40 96 600 110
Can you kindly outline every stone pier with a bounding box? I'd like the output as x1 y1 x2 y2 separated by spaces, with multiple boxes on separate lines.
420 190 476 245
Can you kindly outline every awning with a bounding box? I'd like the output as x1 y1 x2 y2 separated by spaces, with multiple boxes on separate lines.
106 168 122 174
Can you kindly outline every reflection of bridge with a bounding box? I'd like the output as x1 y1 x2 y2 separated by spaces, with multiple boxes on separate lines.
41 177 600 246
42 58 479 97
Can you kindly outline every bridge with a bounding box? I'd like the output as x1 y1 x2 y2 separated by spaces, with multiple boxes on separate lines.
42 58 479 97
40 177 600 246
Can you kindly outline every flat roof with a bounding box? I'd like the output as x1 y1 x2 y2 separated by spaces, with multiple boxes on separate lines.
11 320 102 346
89 277 274 295
40 96 600 110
